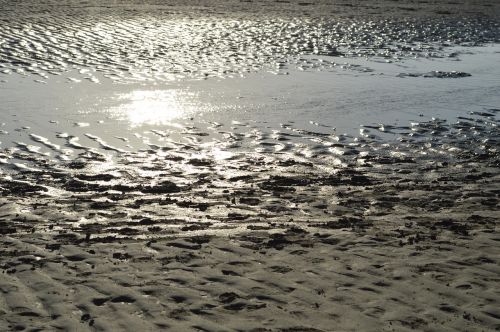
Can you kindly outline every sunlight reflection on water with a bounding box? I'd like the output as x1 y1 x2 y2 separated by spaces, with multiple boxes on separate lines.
111 90 202 126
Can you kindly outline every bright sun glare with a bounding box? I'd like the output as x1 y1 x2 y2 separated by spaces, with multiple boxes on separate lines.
115 90 196 126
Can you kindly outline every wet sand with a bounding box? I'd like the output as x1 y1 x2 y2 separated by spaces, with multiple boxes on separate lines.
0 108 498 331
0 118 499 331
1 0 500 331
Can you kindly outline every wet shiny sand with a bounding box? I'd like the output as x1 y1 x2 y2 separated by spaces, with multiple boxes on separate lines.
1 0 499 83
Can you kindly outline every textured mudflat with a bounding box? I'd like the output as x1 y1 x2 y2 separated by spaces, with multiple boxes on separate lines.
0 224 498 331
0 110 499 331
1 0 499 331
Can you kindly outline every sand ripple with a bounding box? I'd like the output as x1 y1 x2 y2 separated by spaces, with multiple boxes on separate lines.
0 110 498 331
0 0 499 82
0 110 497 239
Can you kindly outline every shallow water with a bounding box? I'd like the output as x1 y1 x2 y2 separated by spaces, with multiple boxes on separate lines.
1 44 499 154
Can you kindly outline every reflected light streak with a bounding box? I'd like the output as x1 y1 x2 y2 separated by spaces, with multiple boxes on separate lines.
113 90 199 126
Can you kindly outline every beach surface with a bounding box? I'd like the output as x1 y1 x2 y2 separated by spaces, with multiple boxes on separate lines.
0 0 499 331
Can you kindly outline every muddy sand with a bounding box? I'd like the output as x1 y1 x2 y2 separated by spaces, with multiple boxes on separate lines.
1 0 500 331
1 111 499 331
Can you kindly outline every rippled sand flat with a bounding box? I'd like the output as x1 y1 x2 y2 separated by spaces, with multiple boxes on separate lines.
1 0 499 82
0 1 499 331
